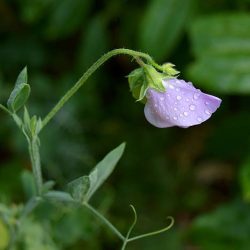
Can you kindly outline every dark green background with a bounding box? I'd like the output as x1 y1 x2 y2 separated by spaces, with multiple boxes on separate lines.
1 0 250 249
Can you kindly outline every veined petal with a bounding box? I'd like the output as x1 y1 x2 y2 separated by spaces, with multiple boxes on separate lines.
144 78 222 128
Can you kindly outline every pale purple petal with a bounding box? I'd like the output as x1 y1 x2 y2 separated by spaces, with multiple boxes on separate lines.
144 78 222 128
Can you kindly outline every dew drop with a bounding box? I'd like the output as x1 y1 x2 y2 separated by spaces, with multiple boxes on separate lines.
173 116 178 120
154 104 158 108
186 98 189 102
176 95 182 100
197 117 203 122
205 101 209 106
176 87 180 92
160 97 164 101
189 104 196 111
174 107 178 111
193 92 200 100
205 109 211 115
169 84 174 89
180 114 183 117
184 112 188 116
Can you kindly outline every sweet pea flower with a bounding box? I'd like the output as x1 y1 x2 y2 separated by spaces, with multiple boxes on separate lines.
144 78 221 128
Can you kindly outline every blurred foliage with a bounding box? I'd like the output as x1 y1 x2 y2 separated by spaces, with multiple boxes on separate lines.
0 0 250 249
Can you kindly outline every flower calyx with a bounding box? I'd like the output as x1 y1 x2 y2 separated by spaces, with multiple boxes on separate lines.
128 63 175 103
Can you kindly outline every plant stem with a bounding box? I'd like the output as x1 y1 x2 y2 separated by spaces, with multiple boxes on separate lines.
28 137 43 195
0 104 12 115
84 203 125 241
42 48 161 128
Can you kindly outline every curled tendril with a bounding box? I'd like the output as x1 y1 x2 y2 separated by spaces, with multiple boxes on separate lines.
127 215 174 242
121 205 174 250
126 205 138 238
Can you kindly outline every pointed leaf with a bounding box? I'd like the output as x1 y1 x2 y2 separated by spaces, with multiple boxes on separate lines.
86 143 126 201
15 66 28 86
7 83 30 112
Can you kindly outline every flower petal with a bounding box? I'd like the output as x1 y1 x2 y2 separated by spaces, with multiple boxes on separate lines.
144 78 222 128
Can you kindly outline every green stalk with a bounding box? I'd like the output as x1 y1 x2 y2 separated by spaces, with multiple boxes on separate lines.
84 203 125 241
42 48 161 128
28 137 43 195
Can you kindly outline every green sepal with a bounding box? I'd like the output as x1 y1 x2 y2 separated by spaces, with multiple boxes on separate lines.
7 67 30 112
128 68 147 103
144 64 166 92
161 63 180 76
128 65 167 102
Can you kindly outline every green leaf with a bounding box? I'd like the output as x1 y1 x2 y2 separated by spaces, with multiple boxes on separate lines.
188 13 250 94
67 143 126 203
67 176 90 203
15 66 28 87
7 67 30 112
138 0 192 61
86 143 126 201
44 191 74 203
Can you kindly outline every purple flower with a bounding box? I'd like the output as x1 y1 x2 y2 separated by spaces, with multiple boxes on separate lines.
144 78 222 128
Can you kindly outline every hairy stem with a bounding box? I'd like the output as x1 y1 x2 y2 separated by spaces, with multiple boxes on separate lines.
28 137 43 195
42 48 160 128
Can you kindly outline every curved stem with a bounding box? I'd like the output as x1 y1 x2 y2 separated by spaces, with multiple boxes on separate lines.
84 203 125 241
42 48 160 128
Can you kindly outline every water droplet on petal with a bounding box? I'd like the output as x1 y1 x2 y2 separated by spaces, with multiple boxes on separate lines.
193 92 200 100
154 104 158 108
169 84 174 89
160 97 164 101
186 98 189 102
176 88 180 92
173 116 178 120
174 107 178 111
205 101 209 105
180 114 183 117
197 117 203 122
184 112 188 116
205 109 211 115
176 95 182 100
189 104 196 111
